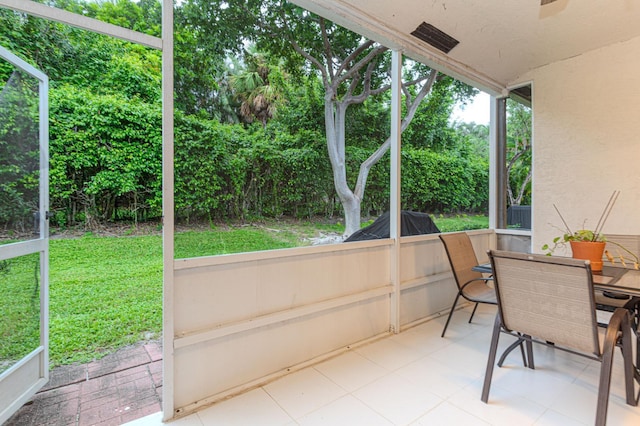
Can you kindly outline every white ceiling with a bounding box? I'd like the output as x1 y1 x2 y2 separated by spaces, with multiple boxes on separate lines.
291 0 640 94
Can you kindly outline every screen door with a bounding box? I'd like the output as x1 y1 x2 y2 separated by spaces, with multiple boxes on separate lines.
0 45 49 424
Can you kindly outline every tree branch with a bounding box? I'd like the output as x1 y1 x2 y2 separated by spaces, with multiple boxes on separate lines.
345 60 376 104
334 40 376 77
319 18 335 80
335 44 388 86
400 70 438 130
353 70 438 199
276 6 329 85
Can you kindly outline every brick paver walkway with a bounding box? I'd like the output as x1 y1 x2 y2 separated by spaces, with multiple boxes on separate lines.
6 341 162 426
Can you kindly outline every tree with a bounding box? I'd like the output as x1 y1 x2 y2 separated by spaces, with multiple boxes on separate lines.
452 121 489 158
180 0 474 235
230 47 286 128
506 99 532 206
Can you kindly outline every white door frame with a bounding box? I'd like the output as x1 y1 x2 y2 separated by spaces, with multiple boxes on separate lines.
0 44 49 424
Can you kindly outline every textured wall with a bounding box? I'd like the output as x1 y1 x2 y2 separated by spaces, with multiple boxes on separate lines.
515 35 640 254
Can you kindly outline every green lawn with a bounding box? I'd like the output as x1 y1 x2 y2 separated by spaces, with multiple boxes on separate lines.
49 235 163 366
3 216 488 369
0 253 41 374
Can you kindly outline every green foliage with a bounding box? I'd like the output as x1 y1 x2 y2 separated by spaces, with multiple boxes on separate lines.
0 253 40 373
506 98 532 206
173 114 247 221
174 117 334 221
83 0 161 36
403 78 470 151
0 0 495 229
401 149 488 213
49 85 163 225
0 69 40 231
344 146 390 216
174 0 245 118
452 121 490 158
344 96 391 150
274 76 325 136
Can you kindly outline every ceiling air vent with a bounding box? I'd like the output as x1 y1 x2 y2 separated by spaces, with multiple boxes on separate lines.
410 22 459 54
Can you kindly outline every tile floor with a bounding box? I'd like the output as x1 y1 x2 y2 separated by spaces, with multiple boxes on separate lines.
126 304 640 425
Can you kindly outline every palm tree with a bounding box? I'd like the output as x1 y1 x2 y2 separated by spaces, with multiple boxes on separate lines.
230 47 284 127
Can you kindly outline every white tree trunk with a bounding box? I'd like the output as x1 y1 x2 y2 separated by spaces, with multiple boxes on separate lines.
323 71 438 238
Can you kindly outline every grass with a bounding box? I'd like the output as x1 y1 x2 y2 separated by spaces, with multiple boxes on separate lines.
0 253 41 374
2 215 488 369
48 235 163 366
432 213 489 232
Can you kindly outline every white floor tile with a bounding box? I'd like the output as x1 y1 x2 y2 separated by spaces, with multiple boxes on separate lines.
123 411 203 426
427 336 492 378
354 336 424 371
449 379 548 426
532 409 585 426
391 321 453 355
352 372 443 424
297 394 393 426
314 350 390 392
487 363 576 408
411 401 491 425
263 367 347 419
124 307 640 426
396 355 479 399
196 388 293 426
122 412 165 426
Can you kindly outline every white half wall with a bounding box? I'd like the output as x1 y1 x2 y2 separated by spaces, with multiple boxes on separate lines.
518 35 640 254
168 230 494 418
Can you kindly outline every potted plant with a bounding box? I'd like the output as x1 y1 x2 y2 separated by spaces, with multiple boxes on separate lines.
543 229 608 271
541 190 639 271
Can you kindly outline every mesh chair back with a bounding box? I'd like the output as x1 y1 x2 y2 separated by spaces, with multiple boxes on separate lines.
489 250 601 356
440 233 484 290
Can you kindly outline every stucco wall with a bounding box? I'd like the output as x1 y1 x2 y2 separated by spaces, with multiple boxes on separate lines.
516 35 640 255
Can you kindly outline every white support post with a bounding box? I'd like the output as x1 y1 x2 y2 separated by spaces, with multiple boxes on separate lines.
489 96 498 230
161 0 175 421
39 75 50 380
389 50 402 333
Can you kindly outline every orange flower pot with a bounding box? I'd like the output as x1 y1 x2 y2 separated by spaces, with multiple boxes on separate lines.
570 241 606 272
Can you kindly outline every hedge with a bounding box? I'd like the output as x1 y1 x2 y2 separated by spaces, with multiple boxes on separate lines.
37 89 488 227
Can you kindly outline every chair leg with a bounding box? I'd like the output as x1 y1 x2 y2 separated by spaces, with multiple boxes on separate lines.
525 336 535 370
618 321 637 407
497 337 526 368
468 302 479 323
596 339 617 426
595 311 636 426
481 314 502 403
519 338 528 367
441 292 462 338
